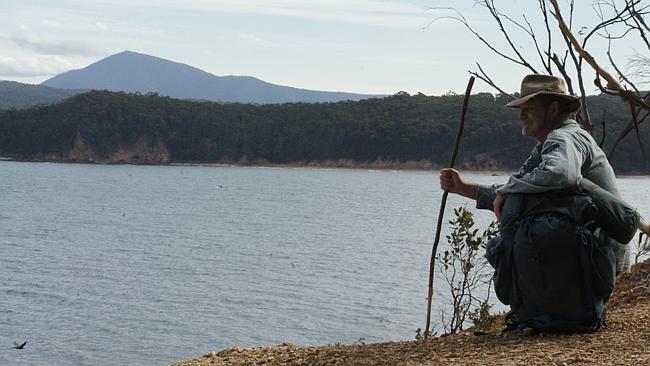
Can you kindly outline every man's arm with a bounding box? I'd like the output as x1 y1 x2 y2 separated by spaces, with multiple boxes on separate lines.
496 132 584 195
439 169 502 212
439 168 477 199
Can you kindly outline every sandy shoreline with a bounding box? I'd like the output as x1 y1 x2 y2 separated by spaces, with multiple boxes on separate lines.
6 157 650 177
0 156 523 175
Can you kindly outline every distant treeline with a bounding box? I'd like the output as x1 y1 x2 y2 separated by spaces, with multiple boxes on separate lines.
0 90 647 172
0 80 82 109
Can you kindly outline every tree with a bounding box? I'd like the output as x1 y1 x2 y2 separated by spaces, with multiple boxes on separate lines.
430 0 649 162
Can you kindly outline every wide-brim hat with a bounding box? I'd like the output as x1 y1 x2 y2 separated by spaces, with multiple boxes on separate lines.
505 74 581 113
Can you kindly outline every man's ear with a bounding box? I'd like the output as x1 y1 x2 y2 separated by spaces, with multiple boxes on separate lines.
550 100 562 117
542 101 562 130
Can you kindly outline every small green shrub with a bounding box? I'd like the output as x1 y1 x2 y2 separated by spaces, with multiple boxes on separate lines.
468 296 499 331
437 207 499 334
415 328 437 340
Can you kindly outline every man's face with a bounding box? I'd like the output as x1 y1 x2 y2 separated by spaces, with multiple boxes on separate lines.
518 98 549 142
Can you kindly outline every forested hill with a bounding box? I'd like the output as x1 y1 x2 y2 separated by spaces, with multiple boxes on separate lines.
0 90 646 172
0 80 82 109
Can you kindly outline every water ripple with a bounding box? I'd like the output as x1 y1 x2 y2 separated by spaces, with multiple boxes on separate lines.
1 161 646 366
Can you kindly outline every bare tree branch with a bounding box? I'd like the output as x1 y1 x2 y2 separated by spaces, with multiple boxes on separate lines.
630 1 650 50
522 12 553 73
550 0 621 90
549 0 650 111
607 40 642 95
629 103 647 163
474 0 538 73
426 0 649 162
598 109 607 147
539 0 554 73
550 53 576 93
586 0 640 44
469 63 515 98
608 111 650 159
424 8 533 67
627 55 650 84
547 1 593 131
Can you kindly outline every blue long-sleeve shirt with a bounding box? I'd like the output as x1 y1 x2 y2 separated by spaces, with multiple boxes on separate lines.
476 118 630 271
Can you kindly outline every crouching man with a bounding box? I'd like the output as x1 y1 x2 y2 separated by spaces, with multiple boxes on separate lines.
440 74 631 332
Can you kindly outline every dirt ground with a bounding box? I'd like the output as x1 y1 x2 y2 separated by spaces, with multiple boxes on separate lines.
171 260 650 366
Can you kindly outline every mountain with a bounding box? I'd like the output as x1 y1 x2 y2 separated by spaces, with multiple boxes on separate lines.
0 80 82 109
41 51 383 104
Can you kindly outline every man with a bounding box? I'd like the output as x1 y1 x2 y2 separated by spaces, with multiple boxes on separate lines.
439 74 630 273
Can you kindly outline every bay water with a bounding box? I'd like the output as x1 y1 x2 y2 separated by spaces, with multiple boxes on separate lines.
1 162 648 365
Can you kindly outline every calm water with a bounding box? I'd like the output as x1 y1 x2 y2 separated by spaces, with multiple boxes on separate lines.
1 162 648 365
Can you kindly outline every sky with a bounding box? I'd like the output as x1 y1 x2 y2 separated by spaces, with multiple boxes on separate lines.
0 0 645 95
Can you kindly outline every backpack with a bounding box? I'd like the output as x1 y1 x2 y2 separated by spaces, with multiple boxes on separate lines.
486 190 617 332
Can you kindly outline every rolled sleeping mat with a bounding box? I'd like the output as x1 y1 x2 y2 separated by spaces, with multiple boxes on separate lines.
579 178 640 244
639 217 650 236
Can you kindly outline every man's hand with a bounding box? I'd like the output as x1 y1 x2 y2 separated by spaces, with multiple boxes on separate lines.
493 194 506 221
439 168 478 199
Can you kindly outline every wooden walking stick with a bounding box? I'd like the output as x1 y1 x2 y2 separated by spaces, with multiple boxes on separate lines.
424 76 475 339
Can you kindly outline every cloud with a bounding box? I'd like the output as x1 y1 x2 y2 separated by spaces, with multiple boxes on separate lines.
95 21 109 31
98 0 438 29
367 55 439 67
11 27 105 57
237 33 266 45
42 19 62 27
0 55 79 77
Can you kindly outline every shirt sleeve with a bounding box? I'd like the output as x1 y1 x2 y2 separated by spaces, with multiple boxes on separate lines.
476 184 500 211
495 132 584 195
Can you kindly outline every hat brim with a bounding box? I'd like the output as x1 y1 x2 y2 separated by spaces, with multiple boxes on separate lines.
505 91 582 113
